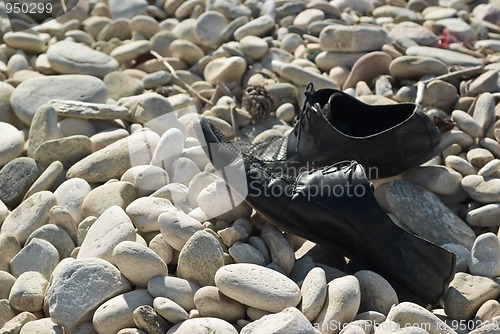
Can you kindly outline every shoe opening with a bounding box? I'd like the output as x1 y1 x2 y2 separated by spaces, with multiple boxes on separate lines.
327 93 415 137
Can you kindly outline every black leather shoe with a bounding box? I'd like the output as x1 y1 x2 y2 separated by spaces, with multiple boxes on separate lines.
245 83 441 179
195 117 455 305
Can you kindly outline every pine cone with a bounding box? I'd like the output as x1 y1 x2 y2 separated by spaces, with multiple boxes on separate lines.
241 85 274 121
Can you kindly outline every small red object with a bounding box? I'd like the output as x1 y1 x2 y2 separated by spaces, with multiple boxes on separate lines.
437 28 459 49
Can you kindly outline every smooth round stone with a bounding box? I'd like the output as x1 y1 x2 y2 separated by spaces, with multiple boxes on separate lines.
47 41 119 78
109 0 148 18
153 297 188 324
121 165 169 197
473 93 495 136
8 271 48 312
110 41 152 65
467 148 494 168
452 110 483 138
131 15 161 39
389 56 448 80
3 32 45 54
445 155 477 176
148 234 174 265
8 54 29 78
159 209 204 251
241 307 317 334
166 317 237 334
444 273 500 320
239 36 269 60
126 197 173 233
26 225 75 259
204 56 247 85
354 270 398 315
467 70 499 97
469 232 500 278
423 7 457 20
315 275 361 331
113 241 168 288
82 181 136 218
343 52 392 89
45 258 131 329
104 71 144 100
261 223 295 275
54 178 91 223
197 178 246 217
194 286 246 322
11 75 107 125
171 158 200 186
462 175 500 203
77 206 137 264
422 80 458 112
169 40 204 66
10 238 59 278
0 122 24 167
97 19 132 41
194 11 227 48
0 234 20 273
177 230 224 287
215 263 301 313
293 9 325 30
143 70 172 89
315 51 366 71
441 243 470 273
466 204 500 227
93 290 154 334
234 15 275 41
0 157 42 209
402 166 462 196
228 241 265 265
319 25 390 52
300 267 327 321
148 276 199 311
406 46 484 66
275 103 295 123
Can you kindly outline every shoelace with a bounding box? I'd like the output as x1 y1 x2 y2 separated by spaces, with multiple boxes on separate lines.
293 82 315 152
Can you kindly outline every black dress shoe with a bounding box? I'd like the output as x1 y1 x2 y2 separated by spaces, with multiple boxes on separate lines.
245 83 441 179
195 117 455 305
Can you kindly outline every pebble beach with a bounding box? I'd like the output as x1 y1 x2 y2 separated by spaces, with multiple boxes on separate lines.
0 0 500 333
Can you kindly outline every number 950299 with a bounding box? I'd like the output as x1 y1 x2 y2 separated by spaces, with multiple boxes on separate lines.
5 2 53 14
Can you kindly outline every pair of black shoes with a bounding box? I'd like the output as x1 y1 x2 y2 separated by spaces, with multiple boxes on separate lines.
194 85 456 306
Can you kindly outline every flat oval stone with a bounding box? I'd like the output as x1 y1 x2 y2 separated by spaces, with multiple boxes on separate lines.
25 224 75 259
104 71 144 100
45 258 131 329
466 204 500 227
215 263 301 313
0 157 42 209
159 209 204 251
343 52 392 90
54 178 91 223
113 241 168 288
0 122 24 168
445 155 477 176
406 46 484 66
462 175 500 204
34 135 93 169
109 0 148 19
3 31 45 54
389 56 448 80
93 290 154 334
467 148 494 168
11 75 108 125
110 41 152 65
452 110 483 138
388 301 456 332
10 238 59 278
261 223 295 275
319 25 390 52
47 41 119 78
126 197 173 233
121 165 169 197
195 11 227 48
1 190 56 244
300 267 327 321
204 56 247 85
354 270 398 315
234 15 275 41
82 181 136 218
153 297 188 324
241 307 317 334
402 165 463 196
